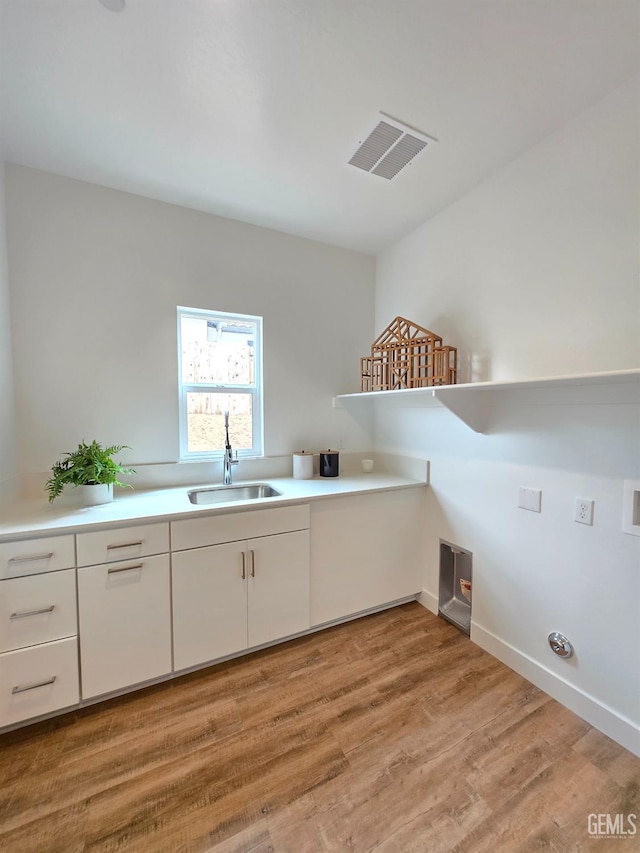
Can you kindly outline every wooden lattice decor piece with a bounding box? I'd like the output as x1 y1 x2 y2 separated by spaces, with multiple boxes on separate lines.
360 316 457 392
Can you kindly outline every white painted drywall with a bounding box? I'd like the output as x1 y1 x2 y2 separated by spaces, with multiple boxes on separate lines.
374 78 640 753
376 76 640 382
0 165 17 498
5 166 374 476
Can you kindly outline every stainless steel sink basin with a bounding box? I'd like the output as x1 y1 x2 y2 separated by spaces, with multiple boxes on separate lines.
187 483 283 505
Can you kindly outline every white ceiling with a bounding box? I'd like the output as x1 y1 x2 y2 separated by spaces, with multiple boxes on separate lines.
1 0 639 255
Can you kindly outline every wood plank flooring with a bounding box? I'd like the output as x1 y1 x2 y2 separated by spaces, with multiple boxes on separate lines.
1 602 638 852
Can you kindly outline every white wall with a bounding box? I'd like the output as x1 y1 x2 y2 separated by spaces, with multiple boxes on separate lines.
0 164 17 499
374 78 640 753
376 76 640 382
5 166 375 478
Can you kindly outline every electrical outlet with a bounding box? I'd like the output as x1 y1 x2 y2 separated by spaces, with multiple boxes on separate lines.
574 498 594 525
518 487 542 513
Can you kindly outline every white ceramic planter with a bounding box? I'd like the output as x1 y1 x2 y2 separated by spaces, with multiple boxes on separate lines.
77 483 114 506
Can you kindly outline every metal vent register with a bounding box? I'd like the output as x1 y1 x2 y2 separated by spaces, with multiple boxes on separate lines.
348 114 436 180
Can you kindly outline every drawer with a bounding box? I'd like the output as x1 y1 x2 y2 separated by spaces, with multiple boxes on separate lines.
0 569 77 653
0 535 76 579
0 637 79 727
76 522 169 567
171 504 310 552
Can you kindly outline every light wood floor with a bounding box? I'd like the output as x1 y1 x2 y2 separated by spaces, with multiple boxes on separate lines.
1 602 638 852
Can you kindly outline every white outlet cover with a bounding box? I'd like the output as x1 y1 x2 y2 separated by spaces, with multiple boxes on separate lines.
574 498 594 525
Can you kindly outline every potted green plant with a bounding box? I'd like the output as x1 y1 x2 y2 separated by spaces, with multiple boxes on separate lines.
46 440 135 505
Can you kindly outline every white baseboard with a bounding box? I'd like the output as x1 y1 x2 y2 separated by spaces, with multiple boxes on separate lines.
472 621 640 757
417 589 438 615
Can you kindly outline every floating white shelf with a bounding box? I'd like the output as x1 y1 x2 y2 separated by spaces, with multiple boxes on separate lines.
333 368 640 433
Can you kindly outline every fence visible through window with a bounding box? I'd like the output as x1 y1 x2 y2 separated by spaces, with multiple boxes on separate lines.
178 309 262 457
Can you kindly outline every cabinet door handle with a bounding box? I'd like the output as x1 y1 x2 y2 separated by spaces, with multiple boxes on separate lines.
106 540 143 551
107 563 144 574
8 553 54 565
12 675 57 694
250 549 256 578
241 551 246 580
10 605 55 620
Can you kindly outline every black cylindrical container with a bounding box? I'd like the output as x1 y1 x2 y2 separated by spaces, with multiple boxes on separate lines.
319 450 339 478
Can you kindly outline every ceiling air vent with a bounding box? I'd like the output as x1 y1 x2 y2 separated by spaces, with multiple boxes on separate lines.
348 114 436 180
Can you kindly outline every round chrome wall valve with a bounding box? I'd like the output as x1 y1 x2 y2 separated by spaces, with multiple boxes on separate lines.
548 632 574 658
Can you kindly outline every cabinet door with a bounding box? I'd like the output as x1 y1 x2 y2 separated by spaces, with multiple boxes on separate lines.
310 489 425 626
172 542 248 671
247 530 310 648
78 554 171 699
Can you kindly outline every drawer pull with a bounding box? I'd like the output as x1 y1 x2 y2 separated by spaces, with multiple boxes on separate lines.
241 552 246 580
10 605 55 620
250 549 256 578
107 563 144 574
7 552 54 565
106 540 143 551
12 675 57 694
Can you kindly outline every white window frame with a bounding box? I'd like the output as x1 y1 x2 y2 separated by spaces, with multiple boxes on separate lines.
177 306 264 460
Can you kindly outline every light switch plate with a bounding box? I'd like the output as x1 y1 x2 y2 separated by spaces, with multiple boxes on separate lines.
518 487 542 513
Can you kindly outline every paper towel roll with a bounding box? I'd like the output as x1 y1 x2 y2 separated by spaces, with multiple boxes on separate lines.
293 451 314 480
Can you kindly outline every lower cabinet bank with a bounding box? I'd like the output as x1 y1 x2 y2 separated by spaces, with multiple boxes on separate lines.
0 487 424 730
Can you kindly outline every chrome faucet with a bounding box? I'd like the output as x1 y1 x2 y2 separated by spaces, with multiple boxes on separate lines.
222 410 238 485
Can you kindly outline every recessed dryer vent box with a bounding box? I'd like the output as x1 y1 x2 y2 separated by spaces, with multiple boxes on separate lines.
438 540 472 636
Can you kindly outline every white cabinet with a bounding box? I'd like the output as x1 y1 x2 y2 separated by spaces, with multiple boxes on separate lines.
310 488 425 626
0 553 79 727
172 529 310 672
76 521 172 699
0 486 425 730
78 554 172 699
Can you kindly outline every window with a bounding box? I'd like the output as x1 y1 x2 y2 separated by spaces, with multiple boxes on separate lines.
177 307 263 459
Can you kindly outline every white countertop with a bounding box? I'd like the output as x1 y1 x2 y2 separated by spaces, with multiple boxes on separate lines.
0 474 427 542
